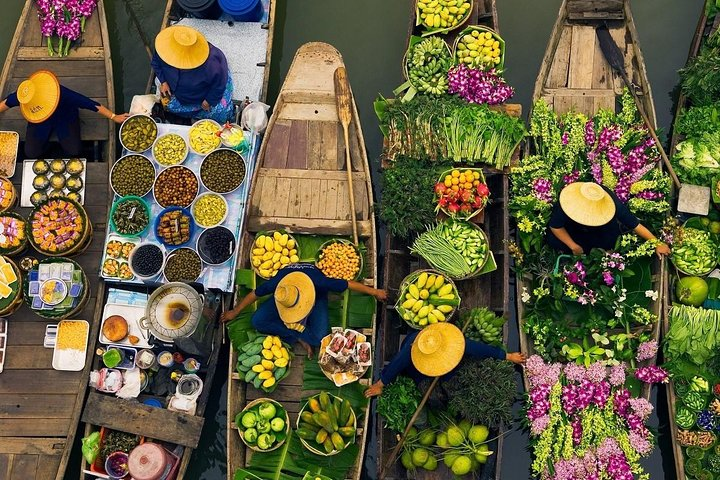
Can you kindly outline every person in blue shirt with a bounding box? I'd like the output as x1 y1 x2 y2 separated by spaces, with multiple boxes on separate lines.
0 70 128 158
221 263 387 358
364 322 525 398
151 25 233 124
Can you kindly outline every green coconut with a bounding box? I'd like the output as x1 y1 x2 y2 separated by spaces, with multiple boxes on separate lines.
676 276 709 306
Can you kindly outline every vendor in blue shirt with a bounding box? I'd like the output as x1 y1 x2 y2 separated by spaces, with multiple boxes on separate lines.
0 70 128 158
221 263 387 358
364 322 525 398
151 25 234 124
547 182 670 256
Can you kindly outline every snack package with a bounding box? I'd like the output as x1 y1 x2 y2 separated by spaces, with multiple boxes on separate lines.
357 342 372 367
326 333 347 359
343 329 360 350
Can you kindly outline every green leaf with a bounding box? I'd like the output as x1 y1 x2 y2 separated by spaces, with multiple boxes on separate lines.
301 360 369 413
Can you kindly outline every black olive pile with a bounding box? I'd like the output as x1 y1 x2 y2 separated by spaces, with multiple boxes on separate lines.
197 226 235 264
130 244 164 277
164 248 202 282
200 149 245 193
111 155 155 197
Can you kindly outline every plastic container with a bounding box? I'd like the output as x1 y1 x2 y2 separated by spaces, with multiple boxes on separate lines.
110 154 156 198
218 0 263 21
128 243 165 281
177 0 221 19
152 132 189 167
128 443 169 480
119 114 158 153
158 350 174 368
109 196 151 237
196 226 236 265
135 349 157 370
105 451 130 479
153 207 195 248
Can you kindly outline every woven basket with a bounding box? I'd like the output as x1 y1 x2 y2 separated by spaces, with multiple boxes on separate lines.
451 25 505 71
421 220 490 281
0 180 17 213
296 392 357 457
436 168 489 221
395 269 459 329
314 238 364 282
26 197 91 257
23 257 88 320
397 35 453 101
250 230 301 280
671 224 717 277
236 398 290 453
318 330 370 386
416 0 474 36
0 212 28 256
0 257 22 316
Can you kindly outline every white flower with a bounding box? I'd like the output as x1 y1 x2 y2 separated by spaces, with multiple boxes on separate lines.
615 309 623 318
521 287 531 303
645 290 658 301
618 288 627 302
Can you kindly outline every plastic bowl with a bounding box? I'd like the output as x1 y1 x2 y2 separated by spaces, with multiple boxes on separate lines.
196 226 236 266
152 165 199 208
109 196 151 237
188 119 222 156
128 242 165 281
199 148 247 194
110 154 156 198
152 132 189 167
104 451 130 479
119 114 158 153
154 206 195 248
192 192 229 228
162 247 202 283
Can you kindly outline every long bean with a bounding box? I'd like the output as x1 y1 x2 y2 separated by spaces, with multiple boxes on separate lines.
411 228 470 277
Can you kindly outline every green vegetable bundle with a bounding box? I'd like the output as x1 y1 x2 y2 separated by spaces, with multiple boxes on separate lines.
397 36 452 100
411 221 489 279
666 304 720 366
671 227 718 275
680 30 720 107
463 307 506 346
672 133 720 187
377 376 422 432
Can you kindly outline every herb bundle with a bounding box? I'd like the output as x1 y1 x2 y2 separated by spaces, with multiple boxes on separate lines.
377 376 422 432
680 30 720 107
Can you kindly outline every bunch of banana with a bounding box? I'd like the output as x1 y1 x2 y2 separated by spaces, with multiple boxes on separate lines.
417 0 471 31
406 36 452 95
296 392 356 454
463 307 506 346
236 335 291 392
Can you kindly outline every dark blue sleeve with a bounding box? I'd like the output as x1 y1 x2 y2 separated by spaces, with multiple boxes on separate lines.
318 276 348 293
464 338 507 360
548 202 567 229
4 92 18 108
380 331 419 385
255 273 283 297
61 86 99 112
613 193 640 229
151 51 167 84
205 47 229 105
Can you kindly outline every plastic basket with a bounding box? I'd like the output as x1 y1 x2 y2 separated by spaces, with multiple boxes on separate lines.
109 195 151 237
236 398 290 453
436 167 489 220
416 0 473 36
395 269 459 329
296 392 357 457
452 25 505 71
314 238 364 281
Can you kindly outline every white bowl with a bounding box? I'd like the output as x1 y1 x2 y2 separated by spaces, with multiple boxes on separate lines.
192 192 229 228
152 132 189 167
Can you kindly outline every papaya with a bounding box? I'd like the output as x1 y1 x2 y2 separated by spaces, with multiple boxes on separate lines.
331 432 345 451
262 377 276 389
340 399 353 425
261 359 275 370
251 364 265 373
300 411 317 425
318 392 331 411
315 428 329 444
296 428 317 440
299 421 320 433
313 412 334 433
323 438 334 453
258 370 273 380
262 336 273 349
326 400 339 431
308 398 322 413
261 349 274 360
338 426 356 438
333 397 342 421
274 357 288 368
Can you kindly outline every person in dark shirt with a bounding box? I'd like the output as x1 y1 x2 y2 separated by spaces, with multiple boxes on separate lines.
364 322 525 398
547 182 670 256
0 70 128 158
151 25 233 124
221 263 387 358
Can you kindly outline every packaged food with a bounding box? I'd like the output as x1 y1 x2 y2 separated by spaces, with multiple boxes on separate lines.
343 329 360 351
356 342 372 367
326 333 347 359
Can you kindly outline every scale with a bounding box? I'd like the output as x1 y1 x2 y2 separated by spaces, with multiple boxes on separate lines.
139 282 203 343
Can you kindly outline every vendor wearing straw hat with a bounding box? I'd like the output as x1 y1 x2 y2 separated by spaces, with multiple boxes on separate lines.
364 323 525 398
151 25 234 124
0 70 128 158
221 263 387 358
547 182 670 257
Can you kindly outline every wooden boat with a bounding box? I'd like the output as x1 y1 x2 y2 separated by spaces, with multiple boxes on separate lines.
405 0 498 49
664 9 720 480
517 0 663 401
0 0 115 161
0 2 113 479
227 42 377 480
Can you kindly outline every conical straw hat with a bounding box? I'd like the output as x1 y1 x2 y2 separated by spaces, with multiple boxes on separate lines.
275 271 315 324
155 25 210 70
411 323 465 377
559 182 616 227
17 70 60 124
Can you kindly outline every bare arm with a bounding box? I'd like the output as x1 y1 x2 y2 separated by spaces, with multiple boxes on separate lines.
220 291 258 323
0 100 9 115
347 280 387 302
549 227 583 255
96 105 129 124
633 224 671 256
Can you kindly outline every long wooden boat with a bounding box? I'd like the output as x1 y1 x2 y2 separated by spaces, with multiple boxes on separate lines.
664 8 720 480
517 0 663 401
227 42 377 480
405 0 498 49
0 2 114 479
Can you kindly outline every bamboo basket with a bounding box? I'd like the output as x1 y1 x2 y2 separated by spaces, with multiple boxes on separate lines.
26 197 92 257
396 36 453 102
23 257 89 320
416 220 490 281
314 238 364 281
296 392 357 457
0 179 18 213
395 269 460 329
0 257 22 317
436 168 489 221
451 25 505 71
0 212 28 256
416 0 473 37
236 398 290 453
250 230 301 280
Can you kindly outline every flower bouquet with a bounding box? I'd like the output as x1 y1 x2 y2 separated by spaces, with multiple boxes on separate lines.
36 0 98 57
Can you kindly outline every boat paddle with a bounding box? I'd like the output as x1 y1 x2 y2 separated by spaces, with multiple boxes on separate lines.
380 313 474 477
333 67 360 245
596 24 681 190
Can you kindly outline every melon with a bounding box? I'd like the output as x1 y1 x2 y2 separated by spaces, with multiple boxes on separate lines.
676 276 709 306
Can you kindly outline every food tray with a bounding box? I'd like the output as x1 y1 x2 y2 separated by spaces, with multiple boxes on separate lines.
103 345 137 370
52 319 89 371
318 330 369 386
20 158 87 207
0 318 6 373
0 131 19 177
99 302 151 348
101 235 139 281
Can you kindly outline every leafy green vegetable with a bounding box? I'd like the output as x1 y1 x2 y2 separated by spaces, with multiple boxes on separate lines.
676 103 720 137
665 304 720 369
680 30 720 107
377 376 422 432
671 132 720 186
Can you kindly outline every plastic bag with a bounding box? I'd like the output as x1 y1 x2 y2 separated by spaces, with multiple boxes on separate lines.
129 94 160 116
241 102 270 134
81 431 101 464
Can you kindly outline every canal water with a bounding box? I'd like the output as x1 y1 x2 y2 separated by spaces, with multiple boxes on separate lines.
0 0 704 478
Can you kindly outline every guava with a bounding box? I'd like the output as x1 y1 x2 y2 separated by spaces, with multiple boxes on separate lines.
422 454 438 471
258 401 277 420
447 425 465 447
401 450 415 470
435 432 449 448
475 444 491 464
676 276 709 306
711 221 720 235
418 429 436 446
257 433 274 450
240 412 257 428
243 427 258 444
468 425 489 444
458 419 472 435
270 417 285 432
412 448 430 467
451 455 472 476
256 419 271 434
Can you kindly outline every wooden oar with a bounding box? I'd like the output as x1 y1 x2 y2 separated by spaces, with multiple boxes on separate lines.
596 24 681 190
380 314 474 477
333 67 359 245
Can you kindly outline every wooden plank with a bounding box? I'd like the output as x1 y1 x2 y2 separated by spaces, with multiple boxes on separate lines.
20 4 43 48
319 121 339 170
3 345 53 369
263 120 291 169
542 88 617 97
297 175 315 219
0 454 9 478
306 120 322 170
248 217 373 238
335 178 351 221
354 180 370 220
568 26 595 89
324 179 340 220
249 176 265 217
253 176 276 218
0 394 76 418
6 322 46 346
271 178 292 217
279 103 338 123
286 120 308 169
81 391 205 448
17 47 104 60
6 75 108 99
592 32 612 89
547 27 572 88
610 26 634 94
257 168 365 181
286 177 302 219
79 9 103 47
567 0 624 20
309 178 324 219
34 455 62 480
0 370 81 394
0 419 69 437
10 59 105 80
0 438 65 455
348 120 364 172
9 454 38 479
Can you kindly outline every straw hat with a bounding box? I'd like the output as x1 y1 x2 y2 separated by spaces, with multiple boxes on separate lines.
155 25 210 70
275 272 316 324
411 323 465 377
558 182 616 227
17 70 60 123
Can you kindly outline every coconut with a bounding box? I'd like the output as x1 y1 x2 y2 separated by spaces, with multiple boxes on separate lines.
422 454 438 471
468 424 489 444
451 455 473 475
444 452 460 468
418 429 436 446
676 276 709 307
401 450 415 470
447 425 465 447
436 432 449 448
475 443 491 464
412 448 430 467
459 419 472 435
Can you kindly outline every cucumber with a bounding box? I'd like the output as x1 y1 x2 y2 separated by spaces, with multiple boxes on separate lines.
273 367 287 380
252 376 263 389
244 370 257 383
242 355 261 367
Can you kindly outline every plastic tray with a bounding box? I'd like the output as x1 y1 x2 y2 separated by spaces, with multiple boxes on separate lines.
100 235 140 281
99 302 151 348
52 319 89 371
103 345 137 370
20 158 87 207
0 131 19 177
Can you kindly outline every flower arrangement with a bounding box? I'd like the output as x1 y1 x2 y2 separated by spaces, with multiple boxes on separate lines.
447 65 514 105
525 354 668 480
35 0 97 57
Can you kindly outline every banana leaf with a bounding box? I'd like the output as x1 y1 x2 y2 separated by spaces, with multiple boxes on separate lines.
302 360 369 413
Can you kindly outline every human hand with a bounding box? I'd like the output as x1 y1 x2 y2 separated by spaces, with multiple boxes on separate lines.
374 289 388 302
506 352 526 365
364 380 384 398
655 242 671 257
570 244 584 256
160 82 171 97
220 309 237 323
112 113 130 124
202 100 211 111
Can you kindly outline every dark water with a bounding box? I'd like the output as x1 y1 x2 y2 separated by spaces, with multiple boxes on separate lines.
0 0 704 478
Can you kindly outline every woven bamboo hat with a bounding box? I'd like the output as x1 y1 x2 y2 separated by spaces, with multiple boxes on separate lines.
559 182 616 227
275 271 316 324
411 323 465 377
17 70 60 123
155 25 210 70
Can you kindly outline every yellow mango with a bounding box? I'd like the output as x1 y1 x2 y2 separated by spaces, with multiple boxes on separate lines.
274 357 288 368
252 364 265 373
261 349 273 360
273 262 281 271
252 248 265 256
280 234 288 246
260 260 273 269
272 252 282 263
287 239 296 249
273 231 282 241
290 255 299 263
264 237 274 251
280 256 290 265
258 370 273 380
273 336 282 347
261 359 275 370
255 235 266 247
263 336 273 349
262 251 274 261
252 258 262 267
259 268 272 278
262 377 276 389
274 243 283 253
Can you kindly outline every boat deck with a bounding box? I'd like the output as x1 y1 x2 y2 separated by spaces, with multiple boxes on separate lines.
0 162 108 480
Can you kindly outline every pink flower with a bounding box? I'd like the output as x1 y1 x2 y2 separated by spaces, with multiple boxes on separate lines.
628 397 653 420
602 270 614 286
530 414 550 435
635 340 658 362
634 365 669 384
564 363 587 383
586 362 607 383
628 430 653 455
608 364 626 386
